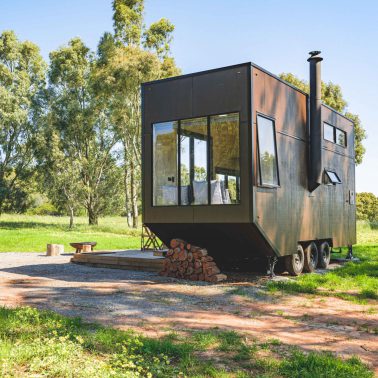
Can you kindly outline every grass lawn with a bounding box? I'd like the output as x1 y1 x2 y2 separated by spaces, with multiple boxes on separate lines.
0 214 141 253
267 221 378 302
0 306 373 378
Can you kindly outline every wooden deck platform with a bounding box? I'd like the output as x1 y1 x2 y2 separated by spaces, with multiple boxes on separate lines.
70 250 164 272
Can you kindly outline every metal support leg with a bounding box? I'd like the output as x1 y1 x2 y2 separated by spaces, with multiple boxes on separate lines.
346 244 354 260
267 256 278 278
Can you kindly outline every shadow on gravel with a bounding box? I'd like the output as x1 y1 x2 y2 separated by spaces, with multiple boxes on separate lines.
0 263 157 283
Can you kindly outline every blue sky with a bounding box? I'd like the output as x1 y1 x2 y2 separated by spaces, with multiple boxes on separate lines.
1 0 377 194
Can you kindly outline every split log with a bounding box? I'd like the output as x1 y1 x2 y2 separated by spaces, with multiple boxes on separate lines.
208 274 227 283
159 239 226 283
178 249 188 261
201 256 213 262
202 261 217 269
194 260 202 270
205 266 221 276
194 267 203 274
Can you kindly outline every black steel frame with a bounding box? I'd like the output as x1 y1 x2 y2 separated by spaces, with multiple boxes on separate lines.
151 111 241 207
255 113 281 188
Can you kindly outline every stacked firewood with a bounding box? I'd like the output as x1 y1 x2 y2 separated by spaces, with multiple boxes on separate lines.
159 239 227 282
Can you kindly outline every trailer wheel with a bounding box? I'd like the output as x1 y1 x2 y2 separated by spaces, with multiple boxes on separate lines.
303 242 318 273
285 245 304 276
318 241 331 269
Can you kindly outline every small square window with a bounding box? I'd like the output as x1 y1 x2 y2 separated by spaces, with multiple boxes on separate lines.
335 128 346 147
324 123 335 142
325 170 342 185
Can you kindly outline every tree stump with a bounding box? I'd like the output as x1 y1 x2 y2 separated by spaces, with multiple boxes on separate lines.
46 244 64 256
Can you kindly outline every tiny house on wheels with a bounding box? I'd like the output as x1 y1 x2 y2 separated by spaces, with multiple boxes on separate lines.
141 52 356 276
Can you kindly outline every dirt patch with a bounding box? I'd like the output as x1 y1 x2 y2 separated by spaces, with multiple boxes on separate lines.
0 252 377 373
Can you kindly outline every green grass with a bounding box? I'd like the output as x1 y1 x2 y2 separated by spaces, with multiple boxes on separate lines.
267 221 378 302
0 307 373 378
0 214 141 252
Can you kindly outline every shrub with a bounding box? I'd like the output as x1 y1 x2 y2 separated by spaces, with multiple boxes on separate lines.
26 202 61 216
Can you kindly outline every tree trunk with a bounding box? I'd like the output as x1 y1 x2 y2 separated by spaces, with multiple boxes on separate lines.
88 209 98 225
69 207 74 229
88 198 98 226
124 152 132 228
130 159 139 228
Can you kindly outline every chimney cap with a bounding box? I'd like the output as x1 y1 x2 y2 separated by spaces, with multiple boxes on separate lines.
309 50 321 57
307 51 323 62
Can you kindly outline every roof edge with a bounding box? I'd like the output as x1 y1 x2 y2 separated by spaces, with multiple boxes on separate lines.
321 103 355 124
250 62 309 96
141 62 251 86
141 61 354 124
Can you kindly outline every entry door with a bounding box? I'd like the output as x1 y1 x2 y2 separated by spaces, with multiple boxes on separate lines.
180 134 208 205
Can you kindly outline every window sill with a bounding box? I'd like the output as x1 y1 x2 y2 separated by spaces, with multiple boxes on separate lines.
256 184 280 190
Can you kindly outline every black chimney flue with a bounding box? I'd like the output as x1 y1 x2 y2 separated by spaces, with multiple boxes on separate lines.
308 51 323 192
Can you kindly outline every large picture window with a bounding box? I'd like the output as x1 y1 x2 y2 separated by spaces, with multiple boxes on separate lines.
152 113 240 206
257 115 279 186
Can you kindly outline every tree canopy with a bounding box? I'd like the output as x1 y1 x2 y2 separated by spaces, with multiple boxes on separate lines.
356 192 378 222
0 30 46 213
91 0 180 227
39 37 122 225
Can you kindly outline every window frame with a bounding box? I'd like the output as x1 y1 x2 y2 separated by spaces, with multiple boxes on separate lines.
323 122 347 148
324 170 342 185
335 128 347 147
151 111 241 207
256 113 280 188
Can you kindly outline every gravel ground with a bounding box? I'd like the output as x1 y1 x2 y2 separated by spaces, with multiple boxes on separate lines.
0 252 377 372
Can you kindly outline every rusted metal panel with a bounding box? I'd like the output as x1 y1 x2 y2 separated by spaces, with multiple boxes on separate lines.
252 67 355 255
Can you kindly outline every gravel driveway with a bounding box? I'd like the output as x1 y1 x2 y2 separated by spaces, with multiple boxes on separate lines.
0 252 376 373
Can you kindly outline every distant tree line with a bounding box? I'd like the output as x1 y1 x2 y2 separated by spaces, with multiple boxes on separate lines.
0 0 179 227
0 1 367 227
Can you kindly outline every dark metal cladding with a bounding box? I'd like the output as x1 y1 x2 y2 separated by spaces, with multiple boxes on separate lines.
308 51 323 192
141 59 356 265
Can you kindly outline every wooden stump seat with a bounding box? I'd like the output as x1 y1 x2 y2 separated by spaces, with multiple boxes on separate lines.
70 242 97 254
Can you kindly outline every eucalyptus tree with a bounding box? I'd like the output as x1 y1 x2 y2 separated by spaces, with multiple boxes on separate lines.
0 30 46 214
280 73 366 165
34 127 83 228
47 38 121 225
95 0 180 228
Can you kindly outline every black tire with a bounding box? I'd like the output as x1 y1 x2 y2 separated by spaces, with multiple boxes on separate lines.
285 245 305 276
303 242 318 273
318 241 331 269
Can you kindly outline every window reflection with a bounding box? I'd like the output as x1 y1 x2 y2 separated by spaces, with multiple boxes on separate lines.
181 118 208 205
152 121 178 206
152 113 240 206
336 128 346 147
257 115 279 186
210 113 240 204
324 122 334 142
